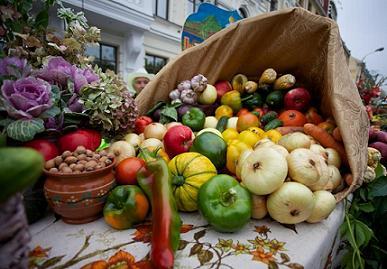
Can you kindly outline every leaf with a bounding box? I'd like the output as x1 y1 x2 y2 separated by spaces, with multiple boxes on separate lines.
287 263 304 269
0 118 13 127
6 118 44 142
268 261 279 269
374 163 384 179
353 219 373 248
35 8 49 29
357 202 375 213
189 243 203 257
39 106 61 119
280 252 290 263
368 176 387 199
146 101 166 116
159 105 178 124
197 249 213 265
40 255 65 267
193 229 206 241
178 240 189 251
51 85 61 104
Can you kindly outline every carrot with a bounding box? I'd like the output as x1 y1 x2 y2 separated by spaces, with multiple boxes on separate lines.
276 126 304 135
332 127 342 142
344 173 353 186
304 123 348 165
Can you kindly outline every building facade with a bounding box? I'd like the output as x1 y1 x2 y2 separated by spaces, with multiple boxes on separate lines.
56 0 332 82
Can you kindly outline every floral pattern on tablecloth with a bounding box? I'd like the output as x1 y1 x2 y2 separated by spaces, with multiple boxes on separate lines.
29 220 303 269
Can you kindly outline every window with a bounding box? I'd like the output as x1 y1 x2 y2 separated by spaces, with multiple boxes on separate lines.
270 0 278 11
85 43 118 73
145 54 167 74
155 0 169 19
187 0 204 16
238 7 248 18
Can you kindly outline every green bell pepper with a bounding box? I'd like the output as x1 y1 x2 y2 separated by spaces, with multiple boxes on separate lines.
198 174 251 232
190 132 227 169
103 185 149 230
242 93 263 110
182 107 205 131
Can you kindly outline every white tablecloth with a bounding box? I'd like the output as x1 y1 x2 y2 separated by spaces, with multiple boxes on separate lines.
28 202 344 269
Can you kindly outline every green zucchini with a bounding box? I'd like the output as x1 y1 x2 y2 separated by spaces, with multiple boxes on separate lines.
216 116 229 133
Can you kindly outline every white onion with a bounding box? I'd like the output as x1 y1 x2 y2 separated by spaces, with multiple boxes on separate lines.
267 182 315 224
236 148 253 179
306 190 336 223
325 148 341 168
278 132 311 152
140 138 163 149
271 144 289 158
108 141 136 165
241 147 288 195
144 123 167 140
287 149 327 186
165 122 182 130
124 133 142 149
253 138 275 149
204 116 218 129
310 144 328 160
227 117 238 129
324 165 342 191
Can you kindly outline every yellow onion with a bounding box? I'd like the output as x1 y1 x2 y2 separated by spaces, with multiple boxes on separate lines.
144 122 167 140
306 191 336 223
278 132 311 152
267 182 315 224
251 195 267 219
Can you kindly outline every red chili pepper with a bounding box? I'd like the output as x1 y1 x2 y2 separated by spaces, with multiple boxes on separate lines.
137 159 181 269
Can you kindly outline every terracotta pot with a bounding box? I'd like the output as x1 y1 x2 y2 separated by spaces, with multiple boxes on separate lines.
44 161 116 224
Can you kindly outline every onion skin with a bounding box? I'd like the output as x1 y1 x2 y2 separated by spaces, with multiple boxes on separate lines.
144 123 167 140
306 191 336 223
287 149 324 186
251 195 267 219
278 132 311 152
267 182 315 224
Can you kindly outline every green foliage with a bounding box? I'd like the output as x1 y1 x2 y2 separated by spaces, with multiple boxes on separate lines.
340 172 387 269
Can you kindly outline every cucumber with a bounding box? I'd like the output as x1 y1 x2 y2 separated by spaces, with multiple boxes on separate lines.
0 147 44 202
261 111 278 125
264 119 283 131
216 116 229 133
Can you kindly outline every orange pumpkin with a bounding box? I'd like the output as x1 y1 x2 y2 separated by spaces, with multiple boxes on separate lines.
278 110 307 127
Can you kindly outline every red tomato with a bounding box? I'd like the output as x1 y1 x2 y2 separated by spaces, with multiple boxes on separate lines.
115 157 146 185
24 139 59 161
58 129 101 153
135 116 153 134
237 108 249 117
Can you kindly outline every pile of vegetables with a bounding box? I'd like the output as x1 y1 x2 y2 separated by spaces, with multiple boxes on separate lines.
27 69 379 269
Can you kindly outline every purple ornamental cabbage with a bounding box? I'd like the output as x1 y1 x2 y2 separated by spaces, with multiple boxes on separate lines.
1 77 52 119
82 68 99 84
67 94 84 113
0 56 31 78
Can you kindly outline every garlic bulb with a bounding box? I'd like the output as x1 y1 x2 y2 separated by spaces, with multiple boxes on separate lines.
177 80 192 92
287 149 326 187
325 148 341 168
251 195 267 219
191 74 208 93
169 89 181 100
306 191 336 223
278 132 311 152
241 147 288 195
267 182 315 224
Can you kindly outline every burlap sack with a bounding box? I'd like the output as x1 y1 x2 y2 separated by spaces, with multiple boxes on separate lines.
136 8 368 201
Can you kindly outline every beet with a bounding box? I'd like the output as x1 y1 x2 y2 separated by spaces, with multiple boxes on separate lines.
369 142 387 165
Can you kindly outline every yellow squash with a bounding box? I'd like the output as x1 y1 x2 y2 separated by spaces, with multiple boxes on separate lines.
226 140 251 175
168 152 217 212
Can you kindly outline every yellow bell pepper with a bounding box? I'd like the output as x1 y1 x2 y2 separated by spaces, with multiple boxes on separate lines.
238 130 260 147
226 139 251 175
265 129 282 143
215 105 233 119
220 90 242 113
247 127 266 140
222 128 239 144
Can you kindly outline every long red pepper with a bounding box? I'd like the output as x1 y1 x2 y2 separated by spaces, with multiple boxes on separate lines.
137 159 181 269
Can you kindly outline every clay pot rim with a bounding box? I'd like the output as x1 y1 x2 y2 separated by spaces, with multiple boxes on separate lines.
43 159 115 179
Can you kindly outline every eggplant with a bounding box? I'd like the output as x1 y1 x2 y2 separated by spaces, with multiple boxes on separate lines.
196 103 217 116
153 108 161 122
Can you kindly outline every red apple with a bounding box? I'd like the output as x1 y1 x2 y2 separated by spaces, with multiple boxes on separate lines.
58 129 101 153
284 87 311 111
24 139 59 161
305 107 324 125
163 125 193 158
214 80 232 101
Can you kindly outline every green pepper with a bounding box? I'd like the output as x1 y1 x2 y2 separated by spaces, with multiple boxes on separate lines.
242 93 263 110
103 185 149 230
221 90 242 113
137 158 181 269
198 174 251 232
182 107 205 131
